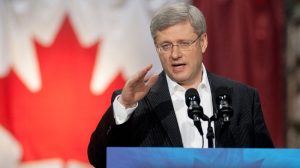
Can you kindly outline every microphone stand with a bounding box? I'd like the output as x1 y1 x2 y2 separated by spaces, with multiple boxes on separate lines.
206 117 215 148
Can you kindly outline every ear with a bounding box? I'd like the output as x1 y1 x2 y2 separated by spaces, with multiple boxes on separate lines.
200 33 208 53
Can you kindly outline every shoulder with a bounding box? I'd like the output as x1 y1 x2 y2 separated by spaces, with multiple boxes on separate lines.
207 72 258 96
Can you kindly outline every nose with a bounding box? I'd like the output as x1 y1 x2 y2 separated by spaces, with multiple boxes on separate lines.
171 45 182 59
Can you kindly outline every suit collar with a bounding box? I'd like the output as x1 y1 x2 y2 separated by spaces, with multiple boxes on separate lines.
148 72 183 147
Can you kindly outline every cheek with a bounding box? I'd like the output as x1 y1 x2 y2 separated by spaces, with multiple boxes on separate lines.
188 54 203 69
158 55 169 66
192 51 203 63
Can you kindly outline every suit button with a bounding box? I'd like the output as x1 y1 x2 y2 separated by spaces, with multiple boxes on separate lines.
106 126 112 135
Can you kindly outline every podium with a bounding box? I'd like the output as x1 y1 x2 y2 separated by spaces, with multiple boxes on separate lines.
107 147 300 168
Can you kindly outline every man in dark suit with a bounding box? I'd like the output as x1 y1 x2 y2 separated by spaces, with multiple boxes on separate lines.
88 3 273 168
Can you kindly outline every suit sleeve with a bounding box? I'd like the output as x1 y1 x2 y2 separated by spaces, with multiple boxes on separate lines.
87 90 134 168
252 89 274 147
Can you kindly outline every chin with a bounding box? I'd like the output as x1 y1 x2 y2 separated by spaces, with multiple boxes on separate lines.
167 70 188 81
172 76 188 84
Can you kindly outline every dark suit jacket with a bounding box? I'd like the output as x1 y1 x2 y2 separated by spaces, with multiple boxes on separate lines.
88 71 274 167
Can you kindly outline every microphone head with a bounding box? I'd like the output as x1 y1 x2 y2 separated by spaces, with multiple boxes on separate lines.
185 88 200 106
216 87 232 105
216 87 233 123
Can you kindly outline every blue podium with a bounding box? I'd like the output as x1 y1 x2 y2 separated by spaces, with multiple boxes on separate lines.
107 147 300 168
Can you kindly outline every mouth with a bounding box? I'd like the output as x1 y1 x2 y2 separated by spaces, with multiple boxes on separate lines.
171 63 186 72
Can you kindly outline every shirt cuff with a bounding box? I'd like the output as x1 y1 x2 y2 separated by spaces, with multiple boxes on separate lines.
113 95 138 125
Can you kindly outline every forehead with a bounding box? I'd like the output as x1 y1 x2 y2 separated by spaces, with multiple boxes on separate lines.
155 21 196 43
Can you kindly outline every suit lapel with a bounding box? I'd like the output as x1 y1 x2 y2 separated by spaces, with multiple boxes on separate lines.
207 72 235 147
207 72 225 147
147 72 183 147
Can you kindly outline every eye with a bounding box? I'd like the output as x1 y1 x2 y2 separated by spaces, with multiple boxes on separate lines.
160 43 172 50
178 41 191 47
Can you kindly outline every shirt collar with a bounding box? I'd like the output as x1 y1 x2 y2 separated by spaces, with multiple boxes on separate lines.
166 64 210 95
198 64 210 92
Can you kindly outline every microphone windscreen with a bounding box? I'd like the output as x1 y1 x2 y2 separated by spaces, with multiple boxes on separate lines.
185 88 200 106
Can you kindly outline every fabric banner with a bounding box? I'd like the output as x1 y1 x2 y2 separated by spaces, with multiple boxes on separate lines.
0 0 284 167
0 0 186 167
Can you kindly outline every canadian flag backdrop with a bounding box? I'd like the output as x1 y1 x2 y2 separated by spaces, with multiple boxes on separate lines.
0 0 184 167
0 0 284 167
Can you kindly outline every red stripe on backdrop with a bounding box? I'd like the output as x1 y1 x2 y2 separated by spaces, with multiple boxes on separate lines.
193 0 285 147
0 78 9 129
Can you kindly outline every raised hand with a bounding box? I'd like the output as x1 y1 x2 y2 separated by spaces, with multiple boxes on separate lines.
119 64 159 108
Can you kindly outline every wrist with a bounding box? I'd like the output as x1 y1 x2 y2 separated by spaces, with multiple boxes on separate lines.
118 95 136 109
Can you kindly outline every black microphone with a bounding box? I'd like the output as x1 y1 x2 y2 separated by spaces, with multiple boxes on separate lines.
185 88 209 136
185 88 209 121
216 87 233 124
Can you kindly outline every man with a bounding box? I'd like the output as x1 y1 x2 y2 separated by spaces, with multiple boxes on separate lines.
88 3 273 167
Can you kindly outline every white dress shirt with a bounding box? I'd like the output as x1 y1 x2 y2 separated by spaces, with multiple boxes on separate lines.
113 64 214 148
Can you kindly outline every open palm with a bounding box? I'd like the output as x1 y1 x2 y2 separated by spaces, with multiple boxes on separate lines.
119 64 159 108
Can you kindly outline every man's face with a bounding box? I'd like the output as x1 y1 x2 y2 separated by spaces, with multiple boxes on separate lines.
155 21 208 88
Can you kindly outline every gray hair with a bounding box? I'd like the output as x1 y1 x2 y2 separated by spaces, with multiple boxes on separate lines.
150 3 207 41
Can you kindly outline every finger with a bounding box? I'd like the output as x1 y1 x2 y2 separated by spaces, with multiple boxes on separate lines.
145 74 159 88
136 64 153 81
126 64 153 88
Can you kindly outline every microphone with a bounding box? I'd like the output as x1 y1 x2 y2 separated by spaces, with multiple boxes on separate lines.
185 88 209 121
185 88 209 136
216 87 233 124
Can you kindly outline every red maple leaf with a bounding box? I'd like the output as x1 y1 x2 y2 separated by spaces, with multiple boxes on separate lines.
0 17 126 163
